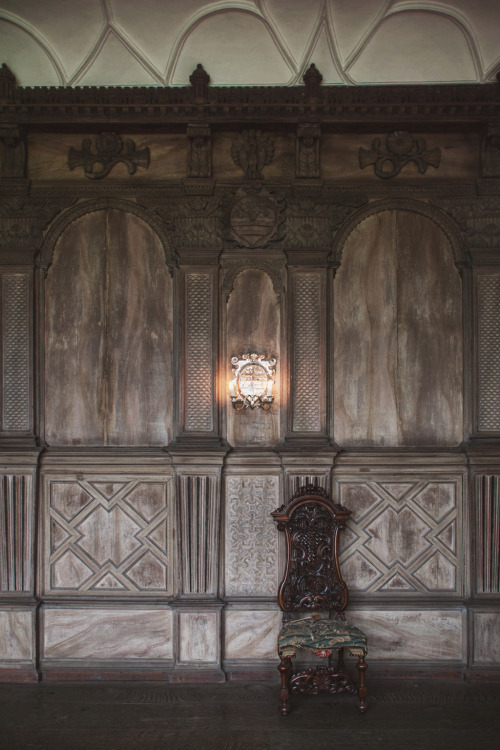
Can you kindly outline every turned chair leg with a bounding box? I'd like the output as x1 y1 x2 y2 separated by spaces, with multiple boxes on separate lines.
356 653 368 713
278 654 291 715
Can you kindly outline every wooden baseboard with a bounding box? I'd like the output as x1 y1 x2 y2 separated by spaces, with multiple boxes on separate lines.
41 667 226 683
0 666 40 683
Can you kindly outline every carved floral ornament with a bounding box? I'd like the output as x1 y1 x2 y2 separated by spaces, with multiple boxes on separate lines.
231 129 274 179
229 354 276 410
359 131 440 179
68 132 150 179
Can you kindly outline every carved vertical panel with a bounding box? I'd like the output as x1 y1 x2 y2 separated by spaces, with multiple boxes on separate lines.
477 273 500 432
1 273 31 433
291 272 323 434
184 273 214 433
476 475 500 593
337 478 461 594
178 475 220 595
0 474 34 592
43 475 174 595
224 475 280 597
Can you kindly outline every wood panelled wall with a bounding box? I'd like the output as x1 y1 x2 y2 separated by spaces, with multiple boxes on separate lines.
1 77 500 681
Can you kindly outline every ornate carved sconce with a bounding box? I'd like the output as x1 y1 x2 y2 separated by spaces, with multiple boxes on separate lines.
359 131 440 179
229 354 276 410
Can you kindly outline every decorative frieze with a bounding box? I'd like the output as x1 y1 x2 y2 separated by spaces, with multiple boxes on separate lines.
231 130 274 179
68 132 150 179
359 131 441 179
481 126 500 177
0 125 25 178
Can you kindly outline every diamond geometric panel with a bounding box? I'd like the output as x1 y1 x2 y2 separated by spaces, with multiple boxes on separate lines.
46 476 173 594
338 478 460 594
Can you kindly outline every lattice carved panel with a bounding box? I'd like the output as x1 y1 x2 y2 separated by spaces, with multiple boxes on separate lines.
45 476 173 595
338 479 460 594
292 273 322 433
478 274 500 432
0 474 34 592
184 273 214 433
225 475 280 597
1 273 31 432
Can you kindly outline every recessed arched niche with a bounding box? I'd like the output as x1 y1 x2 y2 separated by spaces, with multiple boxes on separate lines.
44 208 173 446
333 209 463 448
225 268 281 447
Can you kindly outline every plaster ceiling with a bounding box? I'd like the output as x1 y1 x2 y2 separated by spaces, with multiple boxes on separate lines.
1 0 499 88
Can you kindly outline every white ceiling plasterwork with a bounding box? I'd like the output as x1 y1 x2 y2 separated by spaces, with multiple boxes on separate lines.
0 0 499 87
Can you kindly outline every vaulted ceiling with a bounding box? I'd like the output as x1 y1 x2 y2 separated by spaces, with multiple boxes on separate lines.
1 0 499 88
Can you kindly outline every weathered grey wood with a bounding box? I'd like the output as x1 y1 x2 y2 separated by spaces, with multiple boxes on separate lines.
45 210 172 446
334 210 463 447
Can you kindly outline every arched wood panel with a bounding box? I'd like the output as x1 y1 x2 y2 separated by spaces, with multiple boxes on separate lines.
333 209 463 447
45 209 173 446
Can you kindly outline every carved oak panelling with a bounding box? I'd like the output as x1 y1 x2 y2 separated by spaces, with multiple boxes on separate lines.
178 475 220 595
45 210 173 446
44 476 173 595
0 474 34 592
291 273 323 434
184 273 214 433
349 608 463 661
1 273 31 433
0 610 33 661
473 612 500 664
477 274 500 432
224 476 280 597
42 607 173 660
338 479 461 594
334 211 463 447
475 475 500 593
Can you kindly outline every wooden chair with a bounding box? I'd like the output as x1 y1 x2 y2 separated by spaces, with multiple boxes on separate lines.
271 484 368 715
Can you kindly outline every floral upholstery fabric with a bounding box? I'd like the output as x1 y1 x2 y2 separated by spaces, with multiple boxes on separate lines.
278 615 367 658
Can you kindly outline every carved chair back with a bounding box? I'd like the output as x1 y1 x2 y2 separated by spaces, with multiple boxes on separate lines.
271 485 351 616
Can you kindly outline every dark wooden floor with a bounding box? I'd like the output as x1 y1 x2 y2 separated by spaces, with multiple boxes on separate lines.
1 679 500 749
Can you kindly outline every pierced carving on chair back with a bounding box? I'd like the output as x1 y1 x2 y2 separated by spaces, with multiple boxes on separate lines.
273 487 351 614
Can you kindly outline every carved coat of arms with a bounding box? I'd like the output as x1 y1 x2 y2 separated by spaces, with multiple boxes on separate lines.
229 187 283 248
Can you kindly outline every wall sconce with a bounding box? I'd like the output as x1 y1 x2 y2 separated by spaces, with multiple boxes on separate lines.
229 354 276 410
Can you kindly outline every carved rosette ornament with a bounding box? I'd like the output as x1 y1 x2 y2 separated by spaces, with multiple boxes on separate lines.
359 131 440 178
229 186 284 248
229 354 277 410
231 129 274 179
68 132 150 179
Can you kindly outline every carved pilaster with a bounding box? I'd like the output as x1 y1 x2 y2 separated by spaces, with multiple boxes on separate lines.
177 267 220 441
475 474 500 593
286 266 327 441
481 125 500 177
0 271 32 437
476 272 500 433
0 126 25 178
187 124 211 178
296 124 320 179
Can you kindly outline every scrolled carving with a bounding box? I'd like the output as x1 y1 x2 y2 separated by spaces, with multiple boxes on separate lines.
359 131 440 179
68 132 150 179
290 666 358 696
231 129 274 179
229 353 276 410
